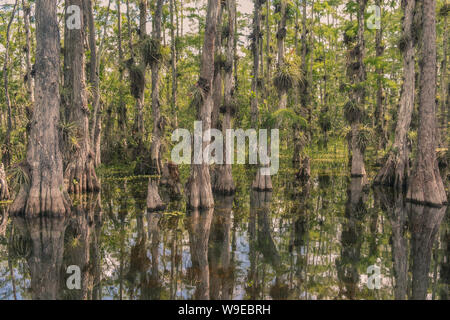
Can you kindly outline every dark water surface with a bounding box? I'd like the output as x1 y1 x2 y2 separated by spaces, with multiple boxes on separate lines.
0 168 448 300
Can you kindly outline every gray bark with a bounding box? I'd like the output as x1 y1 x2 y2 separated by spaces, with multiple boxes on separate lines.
250 0 261 127
10 0 71 216
211 4 224 130
0 163 10 200
185 0 220 209
375 0 415 188
347 0 368 179
147 178 165 212
407 0 447 206
150 0 164 175
86 0 102 167
22 0 34 106
2 0 18 168
213 0 236 195
170 0 178 129
63 0 100 194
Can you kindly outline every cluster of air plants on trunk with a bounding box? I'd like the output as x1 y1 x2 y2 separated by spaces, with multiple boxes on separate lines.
128 63 145 99
141 36 170 66
343 100 362 124
355 125 373 152
397 34 410 53
273 54 302 92
343 21 357 46
60 120 80 152
189 83 205 111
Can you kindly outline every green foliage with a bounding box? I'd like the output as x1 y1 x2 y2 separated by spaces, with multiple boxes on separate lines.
263 108 307 128
273 55 302 92
141 36 170 66
355 126 373 152
128 64 145 99
343 21 358 45
343 101 362 124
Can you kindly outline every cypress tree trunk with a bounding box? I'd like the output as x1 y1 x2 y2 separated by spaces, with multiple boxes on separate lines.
131 0 148 174
10 0 71 216
22 0 34 107
86 0 102 167
2 0 18 168
213 0 236 195
117 0 126 133
407 0 447 206
375 0 386 153
440 7 448 141
250 0 261 127
251 0 272 191
375 0 416 188
346 0 368 180
185 0 220 209
150 0 165 175
293 0 308 166
63 0 100 194
0 163 10 200
211 3 224 130
170 0 179 130
276 0 287 114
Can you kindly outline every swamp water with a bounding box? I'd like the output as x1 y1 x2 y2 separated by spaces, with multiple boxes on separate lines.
0 165 448 300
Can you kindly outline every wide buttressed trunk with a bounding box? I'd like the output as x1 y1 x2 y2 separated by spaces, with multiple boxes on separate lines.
185 0 220 209
374 0 416 188
63 0 100 194
406 0 447 206
10 0 71 216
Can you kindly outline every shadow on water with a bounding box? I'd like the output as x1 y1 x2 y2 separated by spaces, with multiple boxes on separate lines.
0 172 448 300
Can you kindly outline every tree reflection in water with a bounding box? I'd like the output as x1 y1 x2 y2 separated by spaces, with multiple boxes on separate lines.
0 174 448 300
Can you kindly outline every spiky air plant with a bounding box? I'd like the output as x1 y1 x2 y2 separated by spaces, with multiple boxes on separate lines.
273 61 302 92
343 100 363 124
355 126 373 153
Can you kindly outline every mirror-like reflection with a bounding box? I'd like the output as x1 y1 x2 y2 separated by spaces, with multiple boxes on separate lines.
0 169 448 300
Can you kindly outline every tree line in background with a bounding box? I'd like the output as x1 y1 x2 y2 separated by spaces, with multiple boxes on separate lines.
0 0 448 215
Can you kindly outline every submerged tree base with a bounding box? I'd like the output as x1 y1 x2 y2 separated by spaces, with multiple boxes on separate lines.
10 185 71 217
406 164 447 207
160 161 182 199
147 178 166 212
374 151 409 189
252 168 273 191
65 155 100 194
185 164 214 209
212 165 236 195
